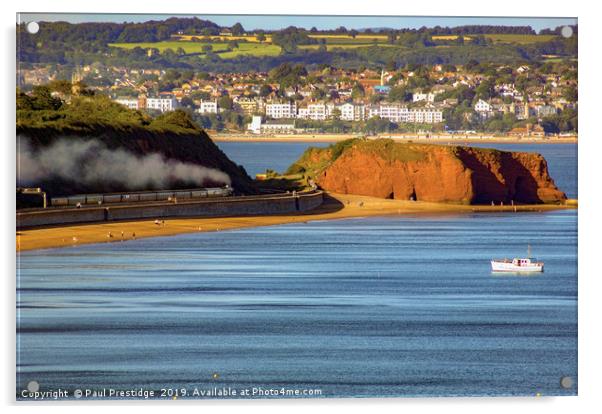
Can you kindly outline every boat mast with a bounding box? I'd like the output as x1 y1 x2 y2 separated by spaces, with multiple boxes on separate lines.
528 244 531 258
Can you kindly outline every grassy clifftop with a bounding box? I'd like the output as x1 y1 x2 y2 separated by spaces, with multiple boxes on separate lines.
17 92 255 196
287 138 428 176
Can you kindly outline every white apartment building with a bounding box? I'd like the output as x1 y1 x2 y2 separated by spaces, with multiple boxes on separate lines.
367 104 443 124
198 100 218 114
374 104 409 123
114 97 139 110
474 99 494 119
338 103 365 121
407 108 444 123
265 102 297 119
247 116 295 134
297 103 334 120
146 97 178 113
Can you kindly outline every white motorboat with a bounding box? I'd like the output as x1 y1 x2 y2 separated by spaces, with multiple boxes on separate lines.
491 246 544 273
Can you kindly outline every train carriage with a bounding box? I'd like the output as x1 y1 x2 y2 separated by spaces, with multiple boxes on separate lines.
49 186 233 207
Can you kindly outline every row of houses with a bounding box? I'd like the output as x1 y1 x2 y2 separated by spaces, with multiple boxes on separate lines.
195 98 444 124
474 98 566 120
264 101 444 124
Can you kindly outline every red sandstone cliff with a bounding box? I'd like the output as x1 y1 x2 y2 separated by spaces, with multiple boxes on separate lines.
289 139 566 205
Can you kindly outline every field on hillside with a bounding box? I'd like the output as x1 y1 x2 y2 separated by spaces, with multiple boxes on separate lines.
299 43 398 51
109 31 559 59
308 34 388 44
109 41 281 58
432 34 557 43
171 34 274 43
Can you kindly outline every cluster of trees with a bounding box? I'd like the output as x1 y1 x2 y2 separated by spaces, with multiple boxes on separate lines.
271 27 318 53
308 25 538 36
540 108 578 133
191 110 249 132
17 85 63 111
427 25 537 35
539 25 578 35
268 63 308 87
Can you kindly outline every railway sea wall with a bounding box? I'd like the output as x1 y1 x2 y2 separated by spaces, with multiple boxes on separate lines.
17 191 324 229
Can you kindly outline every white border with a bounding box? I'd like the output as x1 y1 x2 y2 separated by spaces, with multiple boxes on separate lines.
2 1 600 413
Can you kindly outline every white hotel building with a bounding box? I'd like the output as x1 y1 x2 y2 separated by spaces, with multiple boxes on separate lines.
368 104 443 124
266 102 297 119
146 97 178 113
297 102 366 121
298 103 335 120
407 108 444 123
368 104 409 123
197 100 218 114
338 103 366 121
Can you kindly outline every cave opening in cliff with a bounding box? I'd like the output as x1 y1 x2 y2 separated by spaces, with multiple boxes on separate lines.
410 188 417 201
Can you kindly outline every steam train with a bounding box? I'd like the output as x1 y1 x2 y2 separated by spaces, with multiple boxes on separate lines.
50 186 233 207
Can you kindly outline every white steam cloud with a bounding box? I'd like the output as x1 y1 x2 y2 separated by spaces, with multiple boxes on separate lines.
17 137 231 189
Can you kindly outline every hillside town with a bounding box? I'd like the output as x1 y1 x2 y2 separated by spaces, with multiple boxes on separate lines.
18 59 578 136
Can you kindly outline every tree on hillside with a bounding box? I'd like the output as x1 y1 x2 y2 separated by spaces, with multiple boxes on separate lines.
387 31 397 44
268 63 307 88
231 23 245 36
312 88 326 100
475 79 495 100
259 84 273 97
29 86 63 110
388 86 411 102
218 95 234 110
563 86 578 102
330 108 341 121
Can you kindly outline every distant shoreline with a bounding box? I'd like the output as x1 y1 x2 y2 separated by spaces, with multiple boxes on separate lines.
16 193 577 252
211 133 578 144
209 132 578 145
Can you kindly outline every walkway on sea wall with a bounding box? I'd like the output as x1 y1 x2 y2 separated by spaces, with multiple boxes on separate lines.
16 190 324 229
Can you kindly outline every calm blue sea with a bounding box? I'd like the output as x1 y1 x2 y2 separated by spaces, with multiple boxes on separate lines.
16 142 578 400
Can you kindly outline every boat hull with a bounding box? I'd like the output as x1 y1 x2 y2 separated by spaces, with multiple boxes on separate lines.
490 261 544 273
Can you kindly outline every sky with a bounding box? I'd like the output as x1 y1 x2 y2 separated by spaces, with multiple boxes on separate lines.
17 13 577 32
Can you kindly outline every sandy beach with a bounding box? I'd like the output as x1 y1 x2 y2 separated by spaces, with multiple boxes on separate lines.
212 132 578 144
16 193 576 252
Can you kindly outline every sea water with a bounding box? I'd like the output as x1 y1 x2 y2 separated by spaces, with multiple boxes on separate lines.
16 142 577 399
